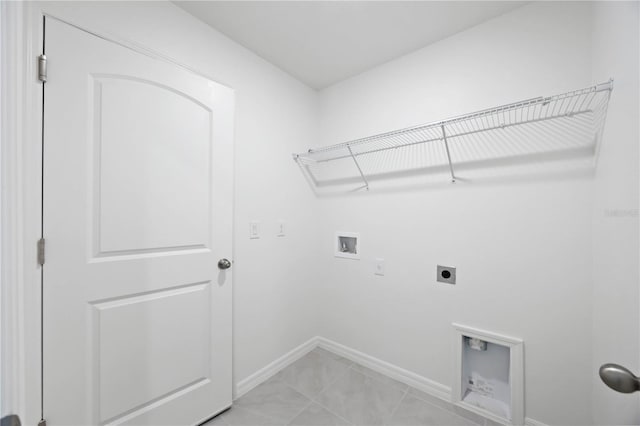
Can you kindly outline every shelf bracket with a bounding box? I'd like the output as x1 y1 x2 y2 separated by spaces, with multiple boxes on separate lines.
441 125 456 183
347 145 369 191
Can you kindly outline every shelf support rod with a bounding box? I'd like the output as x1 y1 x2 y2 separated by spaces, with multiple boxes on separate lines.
347 144 370 191
441 125 456 183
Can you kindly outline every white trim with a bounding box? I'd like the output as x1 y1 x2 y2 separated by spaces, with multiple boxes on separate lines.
452 323 525 426
452 323 524 346
21 7 43 426
524 417 550 426
234 337 319 399
456 400 512 426
316 336 451 401
235 336 547 426
1 1 40 423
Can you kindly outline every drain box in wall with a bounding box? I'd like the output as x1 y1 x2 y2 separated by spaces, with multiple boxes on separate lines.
335 232 360 259
452 324 524 425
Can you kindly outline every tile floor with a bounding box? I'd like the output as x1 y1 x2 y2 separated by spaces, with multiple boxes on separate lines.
205 347 499 426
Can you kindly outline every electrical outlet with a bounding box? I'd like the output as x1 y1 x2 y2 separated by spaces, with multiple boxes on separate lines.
437 265 456 284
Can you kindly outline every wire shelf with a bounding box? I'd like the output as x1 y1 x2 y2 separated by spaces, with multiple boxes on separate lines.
294 80 613 190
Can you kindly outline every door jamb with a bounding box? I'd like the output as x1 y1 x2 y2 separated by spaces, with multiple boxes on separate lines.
1 2 42 425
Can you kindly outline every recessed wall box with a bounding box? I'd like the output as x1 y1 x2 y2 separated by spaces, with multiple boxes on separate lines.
453 324 524 426
335 232 360 260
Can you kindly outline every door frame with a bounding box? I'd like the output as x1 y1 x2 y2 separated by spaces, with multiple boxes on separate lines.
1 3 41 424
1 5 235 425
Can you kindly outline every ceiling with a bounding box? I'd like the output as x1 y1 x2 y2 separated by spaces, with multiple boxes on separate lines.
175 1 526 90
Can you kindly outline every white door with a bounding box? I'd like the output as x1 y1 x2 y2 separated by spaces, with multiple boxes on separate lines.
42 17 234 426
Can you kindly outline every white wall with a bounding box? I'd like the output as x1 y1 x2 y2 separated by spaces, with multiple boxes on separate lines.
7 2 638 425
317 3 597 424
18 2 323 423
591 2 640 424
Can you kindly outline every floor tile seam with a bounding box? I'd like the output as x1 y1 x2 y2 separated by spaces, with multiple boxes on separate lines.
234 379 310 425
407 390 483 424
259 356 353 424
405 392 483 426
277 375 316 401
284 350 353 398
311 367 407 426
284 398 315 426
305 359 355 401
306 397 355 426
305 367 356 426
383 387 409 425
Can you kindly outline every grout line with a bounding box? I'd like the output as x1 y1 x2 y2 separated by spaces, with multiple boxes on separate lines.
304 359 355 425
323 348 485 425
267 360 347 424
313 364 351 398
314 351 414 424
280 373 352 426
407 391 484 425
283 399 314 426
237 342 493 426
386 387 409 424
310 398 354 426
278 378 315 403
239 345 482 426
314 404 354 426
233 378 308 425
271 351 349 403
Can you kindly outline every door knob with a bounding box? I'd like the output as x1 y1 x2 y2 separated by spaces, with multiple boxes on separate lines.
218 258 232 270
599 363 640 393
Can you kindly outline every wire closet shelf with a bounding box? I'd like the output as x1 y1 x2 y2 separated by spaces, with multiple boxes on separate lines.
293 80 613 189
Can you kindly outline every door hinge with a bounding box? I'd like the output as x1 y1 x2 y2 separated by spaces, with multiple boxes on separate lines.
37 238 45 266
38 54 47 82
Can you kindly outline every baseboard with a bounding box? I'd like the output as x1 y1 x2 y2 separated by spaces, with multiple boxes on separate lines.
524 418 548 426
234 336 319 398
234 336 549 426
316 337 451 402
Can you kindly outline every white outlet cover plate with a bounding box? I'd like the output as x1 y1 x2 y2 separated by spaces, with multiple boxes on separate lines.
249 221 260 239
374 258 385 276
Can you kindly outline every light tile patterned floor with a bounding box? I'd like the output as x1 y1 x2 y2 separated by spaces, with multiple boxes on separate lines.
205 347 498 426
